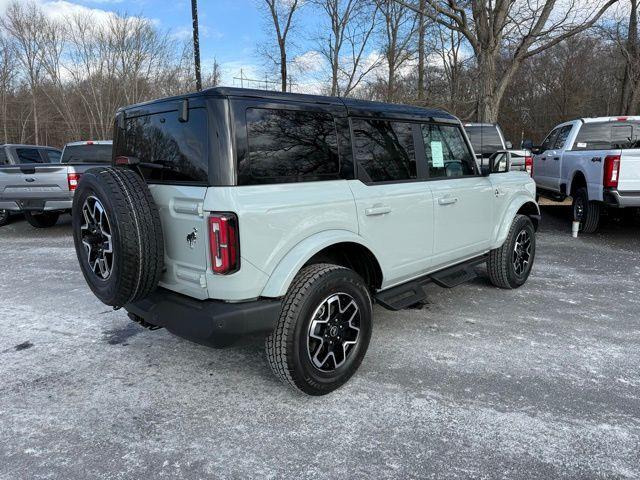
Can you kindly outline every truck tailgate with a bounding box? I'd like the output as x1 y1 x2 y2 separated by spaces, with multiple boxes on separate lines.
618 149 640 192
0 165 70 201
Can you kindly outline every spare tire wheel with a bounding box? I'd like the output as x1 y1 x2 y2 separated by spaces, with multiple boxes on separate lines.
72 167 164 307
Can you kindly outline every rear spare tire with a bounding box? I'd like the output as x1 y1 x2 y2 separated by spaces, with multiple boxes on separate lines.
24 211 59 228
72 167 164 307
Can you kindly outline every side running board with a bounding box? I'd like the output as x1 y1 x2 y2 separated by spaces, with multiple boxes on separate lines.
374 254 487 311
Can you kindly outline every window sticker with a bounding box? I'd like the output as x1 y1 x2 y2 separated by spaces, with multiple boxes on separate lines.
577 142 587 148
431 141 444 167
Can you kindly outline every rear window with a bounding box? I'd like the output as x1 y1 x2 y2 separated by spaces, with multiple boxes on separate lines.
119 108 208 184
16 148 45 164
241 108 340 184
572 121 640 150
464 125 504 156
61 144 112 164
352 119 416 182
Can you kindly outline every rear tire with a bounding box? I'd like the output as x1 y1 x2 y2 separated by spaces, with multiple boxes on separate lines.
72 167 164 308
487 214 536 289
24 211 59 228
265 263 372 395
572 187 600 233
0 209 9 227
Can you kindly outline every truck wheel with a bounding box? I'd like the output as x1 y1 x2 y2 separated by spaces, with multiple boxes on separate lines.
572 187 600 233
72 167 164 308
0 209 9 227
266 263 372 395
487 214 536 289
24 211 59 228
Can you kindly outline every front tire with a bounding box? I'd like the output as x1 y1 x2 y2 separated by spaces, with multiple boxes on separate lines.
0 209 9 227
572 187 600 233
24 211 59 228
266 264 373 395
487 214 536 289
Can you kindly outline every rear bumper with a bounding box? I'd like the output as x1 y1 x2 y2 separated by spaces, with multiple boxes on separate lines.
604 190 640 207
125 288 282 347
0 198 73 212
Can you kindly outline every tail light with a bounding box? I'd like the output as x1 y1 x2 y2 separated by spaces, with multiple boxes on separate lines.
209 213 239 274
603 154 621 188
525 156 533 176
67 172 81 191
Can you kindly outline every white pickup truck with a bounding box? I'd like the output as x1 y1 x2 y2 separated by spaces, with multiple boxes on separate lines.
0 140 112 228
528 117 640 232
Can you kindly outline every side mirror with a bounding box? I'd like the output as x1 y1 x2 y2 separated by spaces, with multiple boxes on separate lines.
522 139 534 150
505 140 513 149
487 151 510 174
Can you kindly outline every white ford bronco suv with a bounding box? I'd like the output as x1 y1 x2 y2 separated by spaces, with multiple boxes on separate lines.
527 117 640 233
72 88 539 395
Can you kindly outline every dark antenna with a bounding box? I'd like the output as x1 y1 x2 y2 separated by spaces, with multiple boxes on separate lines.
191 0 202 91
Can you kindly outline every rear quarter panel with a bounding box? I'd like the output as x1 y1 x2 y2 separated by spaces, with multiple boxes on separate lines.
561 150 606 201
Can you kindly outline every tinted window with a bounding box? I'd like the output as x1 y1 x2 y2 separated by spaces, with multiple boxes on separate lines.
464 125 504 156
540 128 560 152
0 149 7 165
120 108 208 183
422 123 475 178
16 148 45 164
553 125 572 149
45 150 62 163
242 108 339 184
352 119 416 182
573 121 640 150
61 145 111 164
573 123 610 150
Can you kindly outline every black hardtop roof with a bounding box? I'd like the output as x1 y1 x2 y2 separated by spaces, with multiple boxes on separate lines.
119 86 459 123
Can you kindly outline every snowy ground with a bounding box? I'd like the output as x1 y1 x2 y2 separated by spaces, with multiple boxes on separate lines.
0 207 639 479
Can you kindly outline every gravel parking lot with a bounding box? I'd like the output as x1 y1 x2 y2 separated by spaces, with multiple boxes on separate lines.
1 207 639 479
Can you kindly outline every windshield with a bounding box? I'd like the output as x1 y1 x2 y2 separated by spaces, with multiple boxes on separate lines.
61 144 112 164
464 125 505 156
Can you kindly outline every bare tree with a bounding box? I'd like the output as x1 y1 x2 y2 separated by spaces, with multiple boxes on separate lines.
1 1 48 144
397 0 620 122
617 0 639 114
262 0 301 92
0 36 17 144
378 0 418 102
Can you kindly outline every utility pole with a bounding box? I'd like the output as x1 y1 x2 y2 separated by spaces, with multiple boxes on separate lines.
191 0 202 91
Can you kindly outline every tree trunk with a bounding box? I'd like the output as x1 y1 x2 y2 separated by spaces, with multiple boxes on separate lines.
417 0 425 102
279 40 287 92
620 0 638 115
477 50 499 122
32 89 39 145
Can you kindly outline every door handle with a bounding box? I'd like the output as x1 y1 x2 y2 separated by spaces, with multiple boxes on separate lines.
365 205 392 216
553 157 560 161
438 196 458 206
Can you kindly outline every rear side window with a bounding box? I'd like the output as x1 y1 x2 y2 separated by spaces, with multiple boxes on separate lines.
572 121 640 150
61 145 111 164
45 150 62 163
553 125 572 149
16 148 45 164
241 108 340 184
0 149 7 165
422 124 475 178
120 108 208 183
352 119 416 182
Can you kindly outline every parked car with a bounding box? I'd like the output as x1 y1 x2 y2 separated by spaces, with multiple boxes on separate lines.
525 117 640 232
0 144 63 226
464 123 532 174
0 140 111 228
71 87 539 395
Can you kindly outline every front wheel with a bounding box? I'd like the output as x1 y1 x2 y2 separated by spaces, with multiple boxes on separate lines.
0 209 9 227
487 214 536 289
266 264 373 395
24 211 59 228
